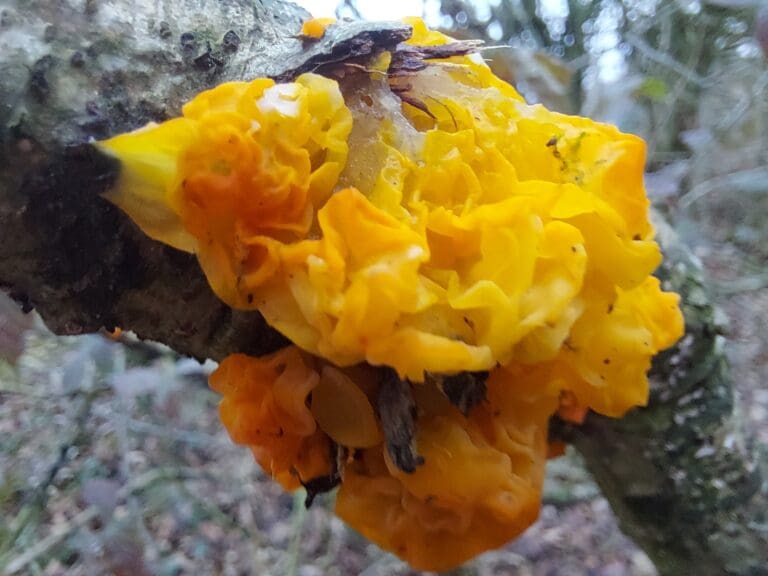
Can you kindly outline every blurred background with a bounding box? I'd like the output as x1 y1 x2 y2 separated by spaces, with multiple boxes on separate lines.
1 0 766 574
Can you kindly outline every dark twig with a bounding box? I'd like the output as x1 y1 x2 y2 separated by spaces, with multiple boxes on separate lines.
377 369 424 473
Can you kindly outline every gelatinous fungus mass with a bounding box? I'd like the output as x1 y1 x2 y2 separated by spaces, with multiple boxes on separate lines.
97 18 684 571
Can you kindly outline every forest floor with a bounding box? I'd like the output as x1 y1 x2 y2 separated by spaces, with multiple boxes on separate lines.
1 179 767 576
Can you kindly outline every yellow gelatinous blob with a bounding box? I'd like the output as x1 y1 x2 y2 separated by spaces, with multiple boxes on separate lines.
210 342 563 570
210 349 332 490
300 17 336 39
211 347 386 487
98 20 683 406
336 370 557 572
96 16 687 571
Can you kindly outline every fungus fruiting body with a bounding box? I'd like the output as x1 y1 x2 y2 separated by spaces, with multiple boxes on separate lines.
300 17 336 39
98 18 684 571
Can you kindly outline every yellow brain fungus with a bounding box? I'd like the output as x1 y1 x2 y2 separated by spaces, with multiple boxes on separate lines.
100 72 353 308
337 370 556 572
209 349 333 490
300 17 337 39
98 17 684 570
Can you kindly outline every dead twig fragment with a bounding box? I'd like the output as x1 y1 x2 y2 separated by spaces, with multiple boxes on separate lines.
300 444 344 508
387 40 485 77
377 369 424 473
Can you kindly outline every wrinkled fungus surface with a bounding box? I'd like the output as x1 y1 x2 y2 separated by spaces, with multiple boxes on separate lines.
98 18 684 571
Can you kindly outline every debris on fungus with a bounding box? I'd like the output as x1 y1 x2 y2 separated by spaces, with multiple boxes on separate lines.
97 17 685 571
336 369 555 572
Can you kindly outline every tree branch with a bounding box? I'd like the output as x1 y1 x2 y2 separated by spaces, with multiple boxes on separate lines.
0 0 409 361
557 215 768 575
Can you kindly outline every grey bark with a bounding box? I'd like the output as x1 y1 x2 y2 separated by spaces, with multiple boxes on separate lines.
0 1 765 573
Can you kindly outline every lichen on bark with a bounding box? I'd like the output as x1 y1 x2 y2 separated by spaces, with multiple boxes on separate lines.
558 216 768 575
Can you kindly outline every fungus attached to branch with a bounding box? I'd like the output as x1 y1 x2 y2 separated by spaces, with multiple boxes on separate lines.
336 368 556 572
95 17 685 571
